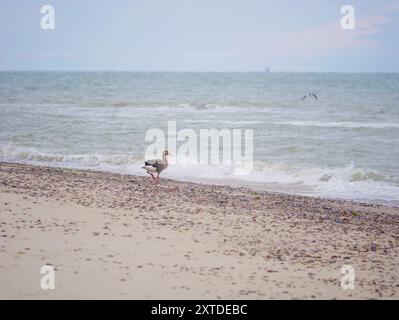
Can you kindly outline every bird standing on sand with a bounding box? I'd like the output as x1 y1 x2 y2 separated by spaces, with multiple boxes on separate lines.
142 150 169 184
302 92 318 101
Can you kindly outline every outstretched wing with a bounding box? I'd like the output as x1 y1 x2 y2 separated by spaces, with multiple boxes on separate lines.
311 93 318 100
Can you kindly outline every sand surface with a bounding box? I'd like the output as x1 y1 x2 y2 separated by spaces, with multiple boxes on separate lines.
0 162 398 299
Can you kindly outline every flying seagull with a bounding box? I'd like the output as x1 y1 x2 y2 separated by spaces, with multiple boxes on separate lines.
302 92 318 101
142 150 169 184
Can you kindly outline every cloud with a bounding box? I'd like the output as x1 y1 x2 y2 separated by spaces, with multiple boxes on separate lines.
385 1 399 11
181 13 391 64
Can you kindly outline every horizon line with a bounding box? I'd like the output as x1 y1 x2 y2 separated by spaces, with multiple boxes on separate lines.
1 69 399 74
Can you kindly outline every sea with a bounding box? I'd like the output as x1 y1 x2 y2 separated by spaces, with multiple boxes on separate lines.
1 71 398 205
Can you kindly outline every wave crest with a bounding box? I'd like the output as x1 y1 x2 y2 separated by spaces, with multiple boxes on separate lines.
1 146 398 202
272 121 399 129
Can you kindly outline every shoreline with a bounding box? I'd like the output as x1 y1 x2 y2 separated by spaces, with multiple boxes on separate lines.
2 160 398 208
1 162 398 299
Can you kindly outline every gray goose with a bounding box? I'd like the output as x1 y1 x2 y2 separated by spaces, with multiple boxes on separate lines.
142 150 169 184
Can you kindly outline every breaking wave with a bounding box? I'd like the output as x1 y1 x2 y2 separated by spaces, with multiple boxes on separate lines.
272 121 399 129
2 145 398 203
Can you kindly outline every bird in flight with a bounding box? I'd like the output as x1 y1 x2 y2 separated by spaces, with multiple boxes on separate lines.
302 92 318 101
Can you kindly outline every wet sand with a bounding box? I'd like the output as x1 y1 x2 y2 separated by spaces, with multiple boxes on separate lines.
0 162 398 299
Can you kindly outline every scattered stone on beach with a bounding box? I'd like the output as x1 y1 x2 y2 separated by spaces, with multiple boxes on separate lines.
0 162 398 299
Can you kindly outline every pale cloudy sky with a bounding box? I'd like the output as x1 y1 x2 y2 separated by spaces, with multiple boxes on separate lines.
0 0 398 71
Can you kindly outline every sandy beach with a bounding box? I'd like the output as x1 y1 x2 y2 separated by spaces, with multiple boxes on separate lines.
0 161 398 299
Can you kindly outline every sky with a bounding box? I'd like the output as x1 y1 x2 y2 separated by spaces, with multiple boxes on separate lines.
0 0 398 72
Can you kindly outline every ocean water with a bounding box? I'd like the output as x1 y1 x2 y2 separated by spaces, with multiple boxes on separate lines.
1 71 398 204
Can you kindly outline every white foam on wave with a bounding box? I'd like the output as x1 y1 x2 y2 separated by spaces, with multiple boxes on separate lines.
167 161 399 202
272 121 399 129
0 146 145 175
105 103 250 113
107 103 273 114
2 145 398 203
181 119 263 125
160 103 273 114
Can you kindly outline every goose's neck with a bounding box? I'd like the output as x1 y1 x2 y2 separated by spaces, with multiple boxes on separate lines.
163 154 168 164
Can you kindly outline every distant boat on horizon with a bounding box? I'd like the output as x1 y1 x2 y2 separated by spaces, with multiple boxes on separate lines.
264 67 270 73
